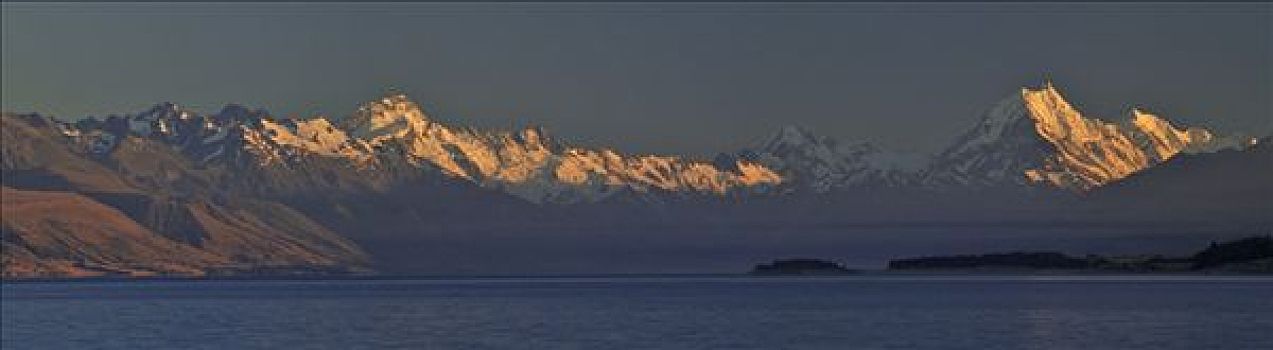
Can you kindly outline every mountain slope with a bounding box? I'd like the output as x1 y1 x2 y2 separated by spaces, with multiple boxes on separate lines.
3 80 1264 276
61 94 782 204
1088 137 1271 223
1 113 370 277
337 94 783 203
925 82 1233 191
739 125 924 193
2 186 222 277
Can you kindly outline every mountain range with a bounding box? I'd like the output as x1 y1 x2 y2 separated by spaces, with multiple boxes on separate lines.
2 81 1267 277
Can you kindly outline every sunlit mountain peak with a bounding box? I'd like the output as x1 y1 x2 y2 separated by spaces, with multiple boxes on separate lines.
927 81 1239 191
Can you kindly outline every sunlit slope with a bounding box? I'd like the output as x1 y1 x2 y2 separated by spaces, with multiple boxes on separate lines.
925 82 1239 191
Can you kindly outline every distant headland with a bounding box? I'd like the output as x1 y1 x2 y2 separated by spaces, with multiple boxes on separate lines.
887 236 1272 273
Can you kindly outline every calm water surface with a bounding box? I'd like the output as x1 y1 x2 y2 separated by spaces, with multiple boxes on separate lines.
3 275 1272 349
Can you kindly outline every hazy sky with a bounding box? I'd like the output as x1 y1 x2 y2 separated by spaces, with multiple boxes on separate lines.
2 3 1269 156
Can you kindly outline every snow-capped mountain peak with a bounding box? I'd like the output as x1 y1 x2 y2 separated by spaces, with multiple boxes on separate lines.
44 80 1250 203
925 81 1239 191
745 125 921 192
55 92 783 204
340 93 430 143
765 125 824 150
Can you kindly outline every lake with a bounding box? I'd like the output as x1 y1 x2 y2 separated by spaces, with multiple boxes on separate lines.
3 275 1271 349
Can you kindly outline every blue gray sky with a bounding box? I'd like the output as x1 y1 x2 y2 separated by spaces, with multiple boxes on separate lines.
2 3 1269 155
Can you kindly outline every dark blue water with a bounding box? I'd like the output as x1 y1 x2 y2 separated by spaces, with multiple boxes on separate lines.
4 276 1272 349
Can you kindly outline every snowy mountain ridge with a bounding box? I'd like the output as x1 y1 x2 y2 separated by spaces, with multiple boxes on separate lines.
48 81 1253 203
924 81 1249 191
740 125 926 193
58 94 783 204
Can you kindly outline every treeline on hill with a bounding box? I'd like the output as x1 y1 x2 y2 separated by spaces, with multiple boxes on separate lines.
888 235 1273 273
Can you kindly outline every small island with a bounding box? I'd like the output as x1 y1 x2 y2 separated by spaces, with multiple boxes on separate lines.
750 259 859 275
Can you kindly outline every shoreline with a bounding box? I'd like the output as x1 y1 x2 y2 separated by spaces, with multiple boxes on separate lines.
6 269 1273 284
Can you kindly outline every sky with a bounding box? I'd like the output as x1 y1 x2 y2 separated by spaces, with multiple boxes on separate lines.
2 2 1269 156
